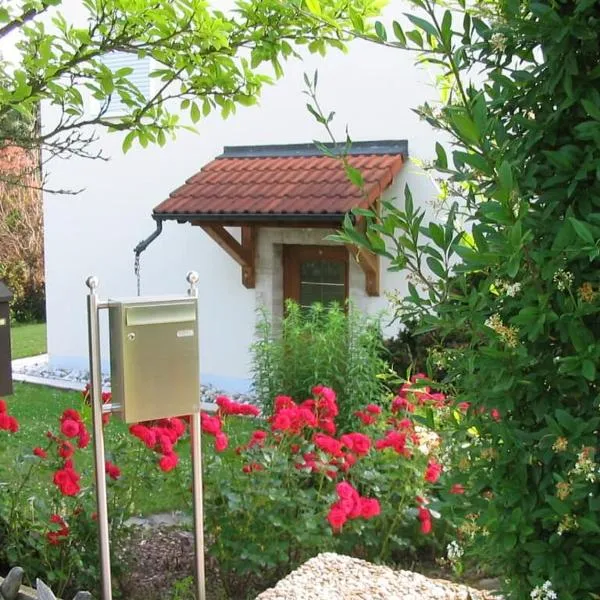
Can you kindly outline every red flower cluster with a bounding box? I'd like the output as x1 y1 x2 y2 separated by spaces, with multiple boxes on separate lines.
424 459 442 484
392 374 447 413
216 395 260 417
0 399 19 432
105 460 121 480
53 460 81 496
339 432 371 456
47 514 69 546
130 417 188 471
375 431 411 456
450 483 465 494
59 409 90 449
327 481 380 531
33 446 47 459
269 386 339 436
354 403 382 425
200 413 229 453
242 462 264 474
416 497 432 534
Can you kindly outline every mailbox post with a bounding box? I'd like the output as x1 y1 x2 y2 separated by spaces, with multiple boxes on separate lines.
86 273 205 600
0 280 14 396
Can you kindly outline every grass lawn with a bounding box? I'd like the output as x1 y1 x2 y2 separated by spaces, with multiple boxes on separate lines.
10 322 47 359
2 382 254 517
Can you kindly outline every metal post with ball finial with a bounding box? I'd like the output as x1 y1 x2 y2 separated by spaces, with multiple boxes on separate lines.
187 270 206 600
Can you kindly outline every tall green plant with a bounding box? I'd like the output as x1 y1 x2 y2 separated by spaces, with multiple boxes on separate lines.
251 301 387 431
308 0 600 597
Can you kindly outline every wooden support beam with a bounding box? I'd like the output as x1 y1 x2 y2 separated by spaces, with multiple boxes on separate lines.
196 223 257 289
241 225 257 288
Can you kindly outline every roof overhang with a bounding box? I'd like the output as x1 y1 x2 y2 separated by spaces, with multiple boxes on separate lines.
149 140 409 296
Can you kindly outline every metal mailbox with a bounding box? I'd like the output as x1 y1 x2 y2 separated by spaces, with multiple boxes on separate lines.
108 296 200 423
0 280 13 396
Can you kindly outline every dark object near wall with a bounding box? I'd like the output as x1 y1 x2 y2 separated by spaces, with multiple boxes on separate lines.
0 279 13 396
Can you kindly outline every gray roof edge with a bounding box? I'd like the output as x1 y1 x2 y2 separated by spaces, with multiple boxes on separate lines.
219 140 409 159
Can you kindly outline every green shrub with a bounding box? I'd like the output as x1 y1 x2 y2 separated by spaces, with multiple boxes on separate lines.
251 301 388 431
330 1 600 597
0 261 45 323
203 384 450 598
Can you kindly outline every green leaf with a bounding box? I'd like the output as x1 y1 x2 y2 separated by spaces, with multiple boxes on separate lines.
190 102 201 123
581 99 600 121
582 360 596 381
346 165 364 188
406 14 438 40
569 218 595 244
435 142 447 169
305 0 321 16
427 257 446 278
447 108 480 145
375 21 387 42
392 21 406 45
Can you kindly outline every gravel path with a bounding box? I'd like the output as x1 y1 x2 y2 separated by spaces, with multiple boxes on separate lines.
255 553 501 600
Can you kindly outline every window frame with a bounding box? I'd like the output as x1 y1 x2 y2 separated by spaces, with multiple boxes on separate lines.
282 244 349 310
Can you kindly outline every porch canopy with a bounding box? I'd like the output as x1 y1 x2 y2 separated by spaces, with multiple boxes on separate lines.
152 140 407 296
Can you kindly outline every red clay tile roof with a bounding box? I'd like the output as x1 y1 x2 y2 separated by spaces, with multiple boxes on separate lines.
153 141 406 221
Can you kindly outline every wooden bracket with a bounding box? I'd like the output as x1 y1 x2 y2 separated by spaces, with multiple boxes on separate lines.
197 223 257 289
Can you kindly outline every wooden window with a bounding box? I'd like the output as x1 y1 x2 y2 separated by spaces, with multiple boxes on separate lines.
283 245 349 310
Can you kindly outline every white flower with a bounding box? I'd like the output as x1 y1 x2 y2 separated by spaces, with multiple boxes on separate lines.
446 540 464 562
553 269 574 292
490 32 507 52
531 580 557 600
505 282 521 297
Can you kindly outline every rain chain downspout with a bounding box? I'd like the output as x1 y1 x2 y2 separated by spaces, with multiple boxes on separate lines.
133 217 163 296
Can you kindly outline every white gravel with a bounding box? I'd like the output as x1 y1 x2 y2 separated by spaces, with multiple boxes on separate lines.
11 355 253 405
255 553 501 600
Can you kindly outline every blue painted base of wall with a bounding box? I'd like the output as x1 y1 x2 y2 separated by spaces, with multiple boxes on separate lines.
48 355 252 395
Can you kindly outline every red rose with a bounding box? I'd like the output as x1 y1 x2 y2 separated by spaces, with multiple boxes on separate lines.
424 460 442 484
158 452 179 472
33 447 47 459
340 432 371 456
418 506 432 534
200 413 222 436
53 467 81 496
354 411 376 425
314 433 343 457
58 440 74 459
61 409 81 423
77 427 91 449
490 408 501 422
0 399 6 413
365 404 382 415
60 418 80 438
360 498 381 519
215 432 228 452
327 505 347 532
105 461 121 480
450 483 465 494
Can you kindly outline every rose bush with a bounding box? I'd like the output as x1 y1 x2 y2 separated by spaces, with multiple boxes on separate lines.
1 380 459 598
202 382 460 597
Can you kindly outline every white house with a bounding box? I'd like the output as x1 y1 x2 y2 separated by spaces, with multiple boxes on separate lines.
42 2 442 393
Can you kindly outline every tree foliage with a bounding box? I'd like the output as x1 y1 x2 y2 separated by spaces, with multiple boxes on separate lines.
324 0 600 597
0 0 382 172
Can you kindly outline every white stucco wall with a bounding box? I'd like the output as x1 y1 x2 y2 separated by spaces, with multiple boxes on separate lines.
42 3 443 392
